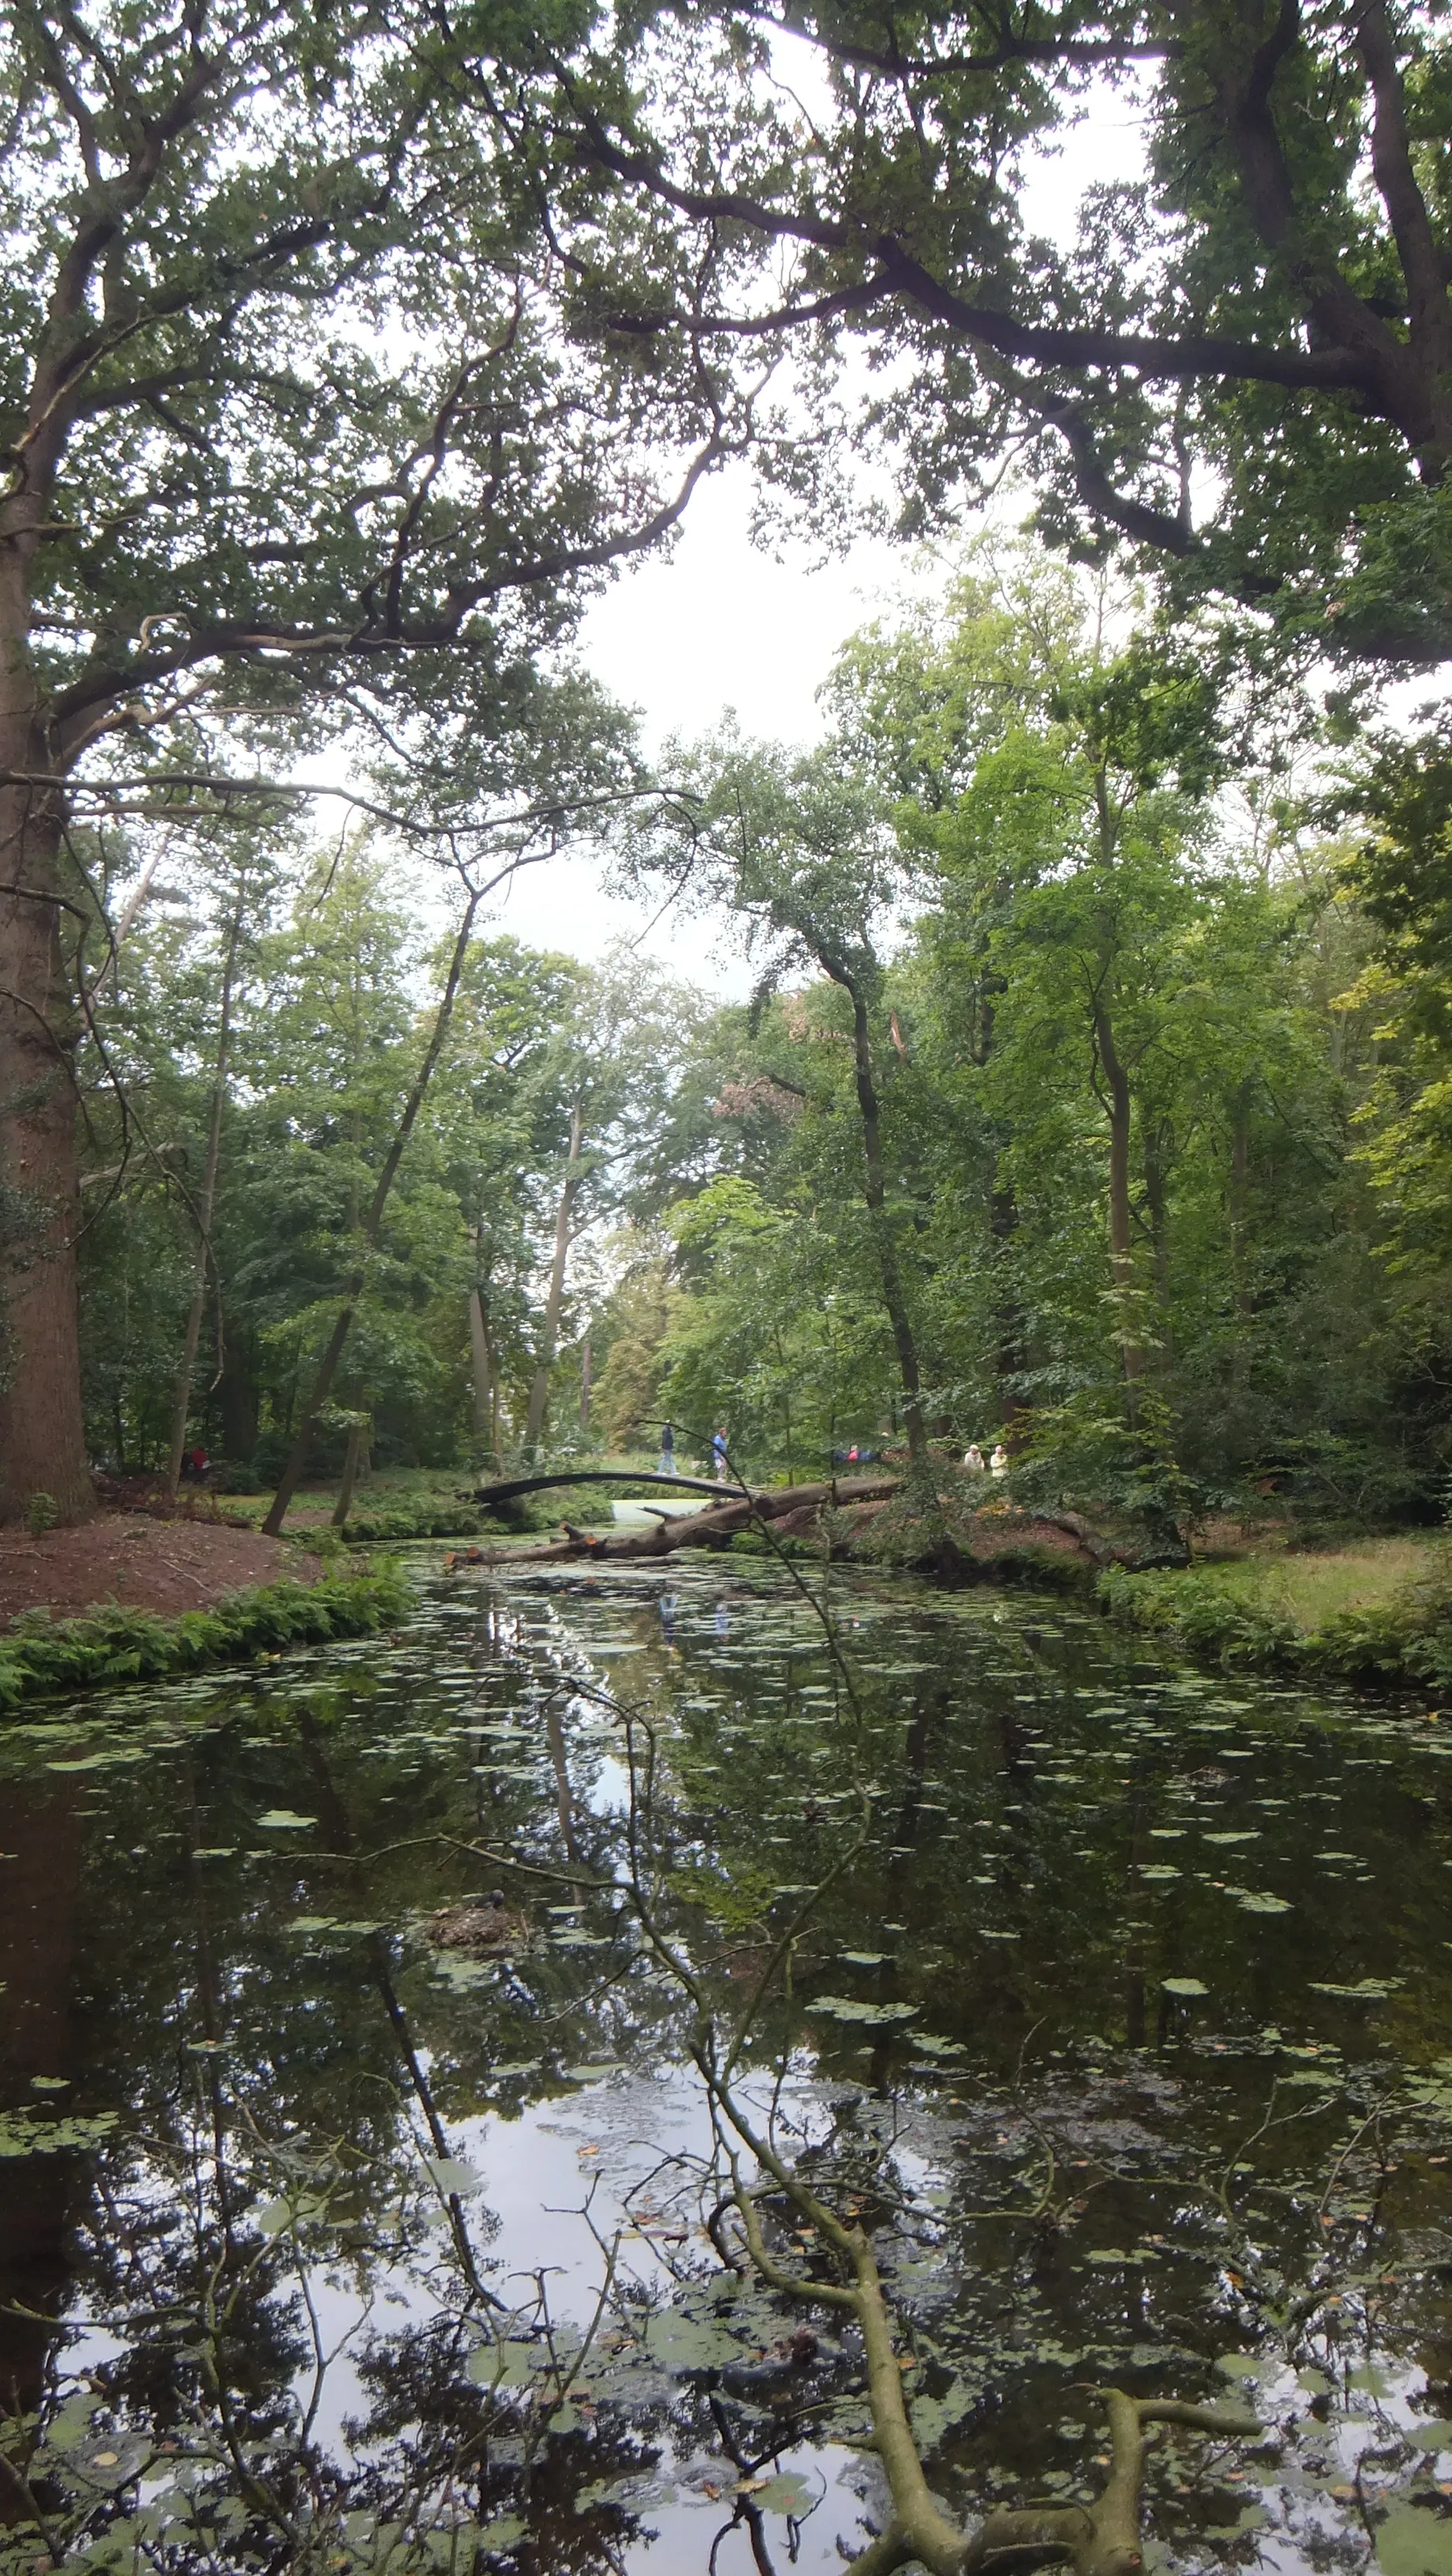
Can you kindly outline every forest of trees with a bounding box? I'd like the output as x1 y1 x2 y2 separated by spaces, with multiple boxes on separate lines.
61 539 1451 1533
6 0 1452 1532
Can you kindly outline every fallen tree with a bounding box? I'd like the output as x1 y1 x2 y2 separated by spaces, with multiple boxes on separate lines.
464 1465 1178 1574
486 1474 902 1563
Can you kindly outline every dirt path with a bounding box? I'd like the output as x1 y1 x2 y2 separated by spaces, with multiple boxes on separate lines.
0 1515 321 1630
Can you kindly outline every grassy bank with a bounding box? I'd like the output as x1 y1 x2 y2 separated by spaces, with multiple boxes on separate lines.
0 1559 414 1713
1098 1536 1452 1689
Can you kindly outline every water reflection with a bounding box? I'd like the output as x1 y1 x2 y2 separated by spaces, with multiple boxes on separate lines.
2 1564 1452 2571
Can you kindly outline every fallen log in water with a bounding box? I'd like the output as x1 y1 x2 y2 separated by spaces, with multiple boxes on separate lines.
495 1475 902 1563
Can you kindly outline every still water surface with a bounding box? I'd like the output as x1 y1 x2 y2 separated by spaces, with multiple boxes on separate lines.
3 1557 1452 2574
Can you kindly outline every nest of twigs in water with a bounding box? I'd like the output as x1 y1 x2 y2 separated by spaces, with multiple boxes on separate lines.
427 1893 530 1953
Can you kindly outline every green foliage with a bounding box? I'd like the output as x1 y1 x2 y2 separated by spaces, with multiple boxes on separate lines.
1098 1545 1452 1683
24 1491 58 1538
0 1562 412 1714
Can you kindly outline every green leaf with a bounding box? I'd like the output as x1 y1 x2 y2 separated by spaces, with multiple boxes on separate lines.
422 2156 482 2196
1375 2502 1452 2576
753 2472 814 2514
807 1995 920 2024
467 2341 541 2390
1162 1976 1208 1997
255 1809 317 1830
1309 1978 1398 1999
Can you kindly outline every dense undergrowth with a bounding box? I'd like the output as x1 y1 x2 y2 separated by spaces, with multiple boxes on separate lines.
0 1560 414 1713
1098 1546 1452 1690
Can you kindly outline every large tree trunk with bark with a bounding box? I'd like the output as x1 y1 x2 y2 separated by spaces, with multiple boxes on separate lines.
522 1101 585 1455
0 710 92 1525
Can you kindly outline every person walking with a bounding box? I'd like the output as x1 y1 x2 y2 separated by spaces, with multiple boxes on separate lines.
659 1420 676 1478
963 1442 985 1473
990 1443 1009 1477
712 1425 730 1482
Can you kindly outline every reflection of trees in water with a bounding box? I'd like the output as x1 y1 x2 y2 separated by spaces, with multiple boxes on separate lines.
5 1580 1452 2573
0 1779 86 2475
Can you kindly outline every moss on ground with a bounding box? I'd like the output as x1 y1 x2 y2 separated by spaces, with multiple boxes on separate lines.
0 1559 414 1713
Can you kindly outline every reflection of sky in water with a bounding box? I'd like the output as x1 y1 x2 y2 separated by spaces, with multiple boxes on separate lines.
9 1558 1452 2574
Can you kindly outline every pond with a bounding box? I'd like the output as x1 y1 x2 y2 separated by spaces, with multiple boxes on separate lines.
3 1556 1452 2576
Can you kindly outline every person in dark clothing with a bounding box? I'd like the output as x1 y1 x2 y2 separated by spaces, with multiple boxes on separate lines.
658 1421 676 1478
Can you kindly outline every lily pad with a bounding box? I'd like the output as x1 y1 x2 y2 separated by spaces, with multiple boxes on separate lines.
808 1995 920 2025
1375 2501 1452 2576
422 2156 482 2197
1162 1977 1209 1997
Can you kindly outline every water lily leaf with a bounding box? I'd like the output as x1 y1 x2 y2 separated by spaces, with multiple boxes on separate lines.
753 2473 814 2514
254 1809 316 1830
1309 1979 1398 2000
644 2309 743 2370
1407 2424 1452 2451
477 2514 529 2548
1203 1831 1260 1845
467 2341 540 2389
422 2156 482 2196
1162 1977 1208 1997
1239 1893 1292 1914
1375 2501 1452 2576
808 1995 920 2024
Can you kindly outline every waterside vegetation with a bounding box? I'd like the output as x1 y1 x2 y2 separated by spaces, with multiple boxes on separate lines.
0 1559 412 1713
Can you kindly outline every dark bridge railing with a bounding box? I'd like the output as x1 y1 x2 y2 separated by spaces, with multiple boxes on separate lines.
470 1468 730 1508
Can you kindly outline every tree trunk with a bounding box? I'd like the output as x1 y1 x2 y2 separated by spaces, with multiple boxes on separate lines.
0 713 92 1525
1142 1119 1173 1364
468 1282 496 1447
826 966 930 1477
1093 1002 1147 1398
218 1327 257 1462
522 1100 585 1455
1229 1078 1254 1321
262 886 482 1535
166 878 246 1496
579 1327 591 1434
990 1178 1025 1438
331 1417 369 1527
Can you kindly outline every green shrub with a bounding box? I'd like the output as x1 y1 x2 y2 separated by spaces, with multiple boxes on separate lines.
25 1492 59 1538
342 1500 491 1541
1098 1547 1452 1687
0 1560 414 1714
